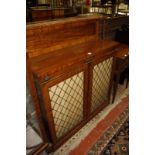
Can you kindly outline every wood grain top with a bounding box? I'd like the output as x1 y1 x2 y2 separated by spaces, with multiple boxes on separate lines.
29 40 124 78
26 14 102 29
26 15 101 58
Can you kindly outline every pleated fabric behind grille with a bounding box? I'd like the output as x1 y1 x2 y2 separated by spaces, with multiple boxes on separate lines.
48 72 84 139
91 57 113 112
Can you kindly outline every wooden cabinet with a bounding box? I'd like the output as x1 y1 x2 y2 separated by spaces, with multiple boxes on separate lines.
26 16 128 152
27 39 122 150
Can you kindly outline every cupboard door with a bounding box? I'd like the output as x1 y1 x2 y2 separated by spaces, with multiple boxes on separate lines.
39 67 86 142
48 72 84 139
91 57 113 112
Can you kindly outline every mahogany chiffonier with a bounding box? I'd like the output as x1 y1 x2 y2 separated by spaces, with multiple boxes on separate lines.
27 39 126 151
26 16 128 152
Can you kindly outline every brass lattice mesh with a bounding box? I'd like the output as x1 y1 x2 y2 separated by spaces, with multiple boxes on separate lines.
48 72 84 139
91 57 113 112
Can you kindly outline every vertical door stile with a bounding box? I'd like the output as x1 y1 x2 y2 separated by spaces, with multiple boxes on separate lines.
83 66 89 120
36 80 58 144
84 53 94 118
107 56 115 104
41 68 85 142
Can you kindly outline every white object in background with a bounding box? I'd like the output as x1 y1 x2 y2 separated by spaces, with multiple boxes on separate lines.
26 125 43 154
118 2 128 11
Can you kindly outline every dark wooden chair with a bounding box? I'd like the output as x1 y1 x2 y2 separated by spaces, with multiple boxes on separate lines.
112 46 129 103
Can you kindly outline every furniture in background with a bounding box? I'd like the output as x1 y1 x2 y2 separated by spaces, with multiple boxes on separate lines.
115 24 129 45
30 7 78 21
112 23 129 103
101 15 129 40
112 45 129 103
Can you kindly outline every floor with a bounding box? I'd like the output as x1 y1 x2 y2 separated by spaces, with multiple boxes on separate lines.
101 119 129 155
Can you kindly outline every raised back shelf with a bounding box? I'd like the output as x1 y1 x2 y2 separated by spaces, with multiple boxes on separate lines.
27 15 102 58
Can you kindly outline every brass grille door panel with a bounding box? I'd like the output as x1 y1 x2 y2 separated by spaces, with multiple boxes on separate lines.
48 72 84 139
91 57 113 112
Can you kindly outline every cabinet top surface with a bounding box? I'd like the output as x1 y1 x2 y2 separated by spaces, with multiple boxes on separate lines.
29 39 128 77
